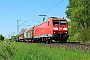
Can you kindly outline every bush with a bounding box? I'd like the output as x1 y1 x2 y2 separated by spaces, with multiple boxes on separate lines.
68 27 90 42
0 34 4 41
0 40 16 60
80 27 90 42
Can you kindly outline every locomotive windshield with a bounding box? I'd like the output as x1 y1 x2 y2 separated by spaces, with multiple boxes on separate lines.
53 20 66 25
60 20 66 25
53 20 59 25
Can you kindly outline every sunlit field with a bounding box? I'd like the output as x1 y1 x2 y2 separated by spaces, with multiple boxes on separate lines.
0 40 90 60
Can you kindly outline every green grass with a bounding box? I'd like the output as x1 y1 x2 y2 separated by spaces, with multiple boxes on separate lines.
0 40 16 60
0 41 90 60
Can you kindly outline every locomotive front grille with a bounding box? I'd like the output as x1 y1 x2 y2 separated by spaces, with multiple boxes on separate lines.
53 34 69 39
53 34 62 38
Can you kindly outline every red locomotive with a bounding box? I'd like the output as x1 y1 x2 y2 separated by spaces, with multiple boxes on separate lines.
18 17 69 43
33 17 69 43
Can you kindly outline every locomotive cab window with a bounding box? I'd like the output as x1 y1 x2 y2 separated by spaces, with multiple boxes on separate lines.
53 20 59 25
60 20 66 25
48 21 50 26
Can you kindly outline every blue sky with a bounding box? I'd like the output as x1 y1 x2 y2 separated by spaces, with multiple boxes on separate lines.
0 0 69 38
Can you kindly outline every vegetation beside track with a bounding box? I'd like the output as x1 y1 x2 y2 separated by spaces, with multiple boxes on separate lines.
0 40 16 60
0 40 90 60
66 0 90 42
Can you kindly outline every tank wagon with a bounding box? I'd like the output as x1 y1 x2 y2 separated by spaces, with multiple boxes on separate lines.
18 17 69 43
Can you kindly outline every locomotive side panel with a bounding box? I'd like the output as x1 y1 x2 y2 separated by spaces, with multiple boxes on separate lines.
34 22 47 38
34 19 53 38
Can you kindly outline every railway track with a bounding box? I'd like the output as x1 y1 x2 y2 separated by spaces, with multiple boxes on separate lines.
22 41 90 52
36 42 90 52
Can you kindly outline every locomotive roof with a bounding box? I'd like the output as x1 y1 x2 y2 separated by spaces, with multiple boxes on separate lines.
48 17 66 20
34 17 67 27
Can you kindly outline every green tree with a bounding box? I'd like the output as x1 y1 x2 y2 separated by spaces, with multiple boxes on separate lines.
15 35 19 40
10 35 19 42
0 34 4 41
66 0 90 42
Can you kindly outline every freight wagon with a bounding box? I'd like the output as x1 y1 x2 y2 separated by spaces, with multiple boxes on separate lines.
18 27 34 42
24 27 34 42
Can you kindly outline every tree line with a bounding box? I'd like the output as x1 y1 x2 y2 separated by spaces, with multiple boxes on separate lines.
65 0 90 42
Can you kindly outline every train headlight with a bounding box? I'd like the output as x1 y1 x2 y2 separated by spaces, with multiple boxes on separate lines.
65 32 67 33
54 32 55 33
53 28 58 30
63 28 68 30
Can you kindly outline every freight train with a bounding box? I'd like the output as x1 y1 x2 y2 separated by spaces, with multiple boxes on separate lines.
18 17 69 43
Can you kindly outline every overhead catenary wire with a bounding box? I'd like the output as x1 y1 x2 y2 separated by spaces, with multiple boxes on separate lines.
31 0 58 24
41 0 58 14
31 0 64 26
44 0 64 14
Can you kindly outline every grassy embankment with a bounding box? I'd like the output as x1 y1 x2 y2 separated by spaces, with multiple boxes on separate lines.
0 40 90 60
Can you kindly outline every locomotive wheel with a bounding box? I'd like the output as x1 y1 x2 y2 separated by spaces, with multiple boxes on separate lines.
43 38 45 43
44 38 47 43
44 38 48 44
40 38 42 43
46 38 52 44
46 38 50 44
37 38 39 43
35 38 38 43
48 38 51 44
41 38 43 43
